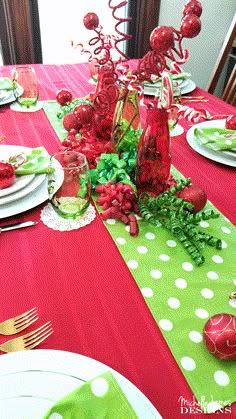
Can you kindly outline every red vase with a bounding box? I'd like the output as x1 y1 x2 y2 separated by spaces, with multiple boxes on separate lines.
112 87 140 154
135 104 171 196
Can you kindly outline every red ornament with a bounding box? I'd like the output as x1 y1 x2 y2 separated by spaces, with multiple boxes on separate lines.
56 89 73 106
63 112 81 132
73 104 94 126
180 14 201 38
83 12 99 30
150 26 175 52
0 162 15 189
203 314 236 360
177 184 207 213
225 115 236 130
183 0 202 17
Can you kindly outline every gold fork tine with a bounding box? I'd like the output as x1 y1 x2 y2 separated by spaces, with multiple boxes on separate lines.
23 321 53 343
0 307 39 335
13 307 37 323
24 325 54 350
0 322 53 353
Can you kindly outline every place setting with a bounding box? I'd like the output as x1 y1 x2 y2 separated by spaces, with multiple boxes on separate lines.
186 116 236 167
0 145 51 218
0 144 96 230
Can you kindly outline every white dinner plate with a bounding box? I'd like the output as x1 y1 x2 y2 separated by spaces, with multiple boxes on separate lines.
144 79 196 97
0 174 35 198
0 85 24 106
186 119 236 167
0 173 45 205
0 349 162 419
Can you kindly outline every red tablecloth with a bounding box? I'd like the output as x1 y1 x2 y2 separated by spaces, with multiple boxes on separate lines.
0 62 236 419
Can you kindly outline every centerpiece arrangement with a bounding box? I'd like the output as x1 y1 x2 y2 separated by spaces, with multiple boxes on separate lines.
47 0 226 267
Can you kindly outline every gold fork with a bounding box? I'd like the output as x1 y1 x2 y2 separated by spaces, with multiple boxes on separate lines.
0 321 53 353
0 307 38 335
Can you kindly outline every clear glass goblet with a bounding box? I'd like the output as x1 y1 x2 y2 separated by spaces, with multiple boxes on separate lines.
12 66 38 109
48 151 91 219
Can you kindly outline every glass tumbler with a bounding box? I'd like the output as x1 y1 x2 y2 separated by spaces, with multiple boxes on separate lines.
12 66 38 109
48 151 91 219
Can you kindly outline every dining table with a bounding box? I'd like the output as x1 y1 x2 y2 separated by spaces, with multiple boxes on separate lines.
0 60 236 419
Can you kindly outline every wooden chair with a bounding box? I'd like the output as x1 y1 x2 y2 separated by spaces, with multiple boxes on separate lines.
222 63 236 106
206 13 236 96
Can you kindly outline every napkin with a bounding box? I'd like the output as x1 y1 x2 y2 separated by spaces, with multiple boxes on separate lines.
194 127 236 151
13 147 51 175
43 371 138 419
0 77 13 91
143 71 190 86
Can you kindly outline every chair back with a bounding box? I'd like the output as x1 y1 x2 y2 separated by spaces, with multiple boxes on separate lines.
222 63 236 106
206 13 236 95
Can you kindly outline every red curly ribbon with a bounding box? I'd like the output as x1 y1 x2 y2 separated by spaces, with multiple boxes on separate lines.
108 0 131 59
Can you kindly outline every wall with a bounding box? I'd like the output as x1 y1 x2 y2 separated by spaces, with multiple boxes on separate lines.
158 0 235 95
38 0 126 64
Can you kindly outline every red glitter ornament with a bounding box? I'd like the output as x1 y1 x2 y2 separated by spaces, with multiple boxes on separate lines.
203 313 236 360
176 184 207 213
56 89 73 106
225 115 236 130
0 162 15 189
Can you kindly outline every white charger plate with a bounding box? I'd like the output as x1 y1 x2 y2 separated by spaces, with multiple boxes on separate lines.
186 119 236 167
144 79 196 96
0 349 162 419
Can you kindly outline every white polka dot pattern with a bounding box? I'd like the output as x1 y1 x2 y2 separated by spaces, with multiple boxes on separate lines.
99 188 236 412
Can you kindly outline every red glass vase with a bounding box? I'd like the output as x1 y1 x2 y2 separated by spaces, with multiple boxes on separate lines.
135 104 171 196
112 87 140 154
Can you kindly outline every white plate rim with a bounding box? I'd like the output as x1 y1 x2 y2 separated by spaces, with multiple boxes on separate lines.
0 173 46 205
0 349 161 419
0 174 35 198
186 119 236 167
144 79 196 96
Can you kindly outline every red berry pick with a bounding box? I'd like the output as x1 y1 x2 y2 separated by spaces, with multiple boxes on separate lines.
83 12 99 30
180 14 201 38
0 162 15 189
183 0 202 17
150 26 175 52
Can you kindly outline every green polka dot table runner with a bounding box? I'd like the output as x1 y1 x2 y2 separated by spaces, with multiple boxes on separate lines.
43 101 236 414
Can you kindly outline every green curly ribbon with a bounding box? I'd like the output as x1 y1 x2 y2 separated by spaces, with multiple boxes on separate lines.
138 179 222 266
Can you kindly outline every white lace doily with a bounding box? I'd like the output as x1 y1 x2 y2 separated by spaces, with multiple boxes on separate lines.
170 123 184 137
40 203 96 231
